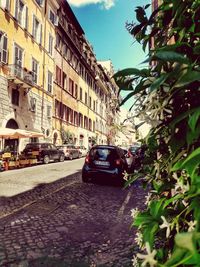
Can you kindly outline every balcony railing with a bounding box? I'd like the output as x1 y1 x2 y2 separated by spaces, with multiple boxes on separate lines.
7 64 34 87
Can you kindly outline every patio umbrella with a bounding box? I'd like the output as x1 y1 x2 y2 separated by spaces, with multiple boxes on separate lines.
0 127 44 138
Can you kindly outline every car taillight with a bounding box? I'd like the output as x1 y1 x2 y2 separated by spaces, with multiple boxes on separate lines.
85 155 90 163
115 159 121 165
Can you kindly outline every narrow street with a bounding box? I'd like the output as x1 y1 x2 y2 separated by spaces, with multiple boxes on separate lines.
0 160 147 267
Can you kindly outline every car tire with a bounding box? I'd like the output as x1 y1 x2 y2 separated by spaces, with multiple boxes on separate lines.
82 175 89 183
43 155 50 164
59 154 65 162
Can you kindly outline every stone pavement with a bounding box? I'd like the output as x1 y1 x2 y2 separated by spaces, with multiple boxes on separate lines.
0 173 147 267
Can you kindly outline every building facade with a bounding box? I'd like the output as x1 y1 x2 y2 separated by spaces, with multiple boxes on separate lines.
0 0 58 151
0 0 118 151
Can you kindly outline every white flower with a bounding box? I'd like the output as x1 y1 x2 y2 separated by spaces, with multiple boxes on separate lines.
131 208 139 220
187 220 197 232
132 255 139 267
159 216 171 238
135 231 143 248
145 193 152 206
122 171 129 181
137 242 157 267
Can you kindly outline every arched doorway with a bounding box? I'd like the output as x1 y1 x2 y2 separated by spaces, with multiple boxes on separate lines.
4 119 19 153
6 119 18 129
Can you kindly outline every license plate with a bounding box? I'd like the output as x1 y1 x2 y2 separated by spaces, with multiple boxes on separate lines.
95 160 110 166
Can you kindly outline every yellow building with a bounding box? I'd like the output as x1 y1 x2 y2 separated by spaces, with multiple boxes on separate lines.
0 0 58 151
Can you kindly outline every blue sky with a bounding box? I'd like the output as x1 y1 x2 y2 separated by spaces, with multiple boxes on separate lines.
68 0 151 71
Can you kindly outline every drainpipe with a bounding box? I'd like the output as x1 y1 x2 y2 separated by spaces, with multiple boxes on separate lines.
41 0 47 136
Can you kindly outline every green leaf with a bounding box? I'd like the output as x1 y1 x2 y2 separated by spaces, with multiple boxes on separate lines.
113 68 148 79
188 110 200 132
150 73 169 91
182 147 200 166
169 106 200 128
175 70 200 87
133 213 153 226
165 247 187 266
171 159 185 171
149 199 165 219
119 91 136 106
175 232 196 253
154 51 190 64
135 7 148 23
143 222 159 247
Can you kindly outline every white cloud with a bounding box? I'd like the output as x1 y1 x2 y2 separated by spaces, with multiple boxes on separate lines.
68 0 115 10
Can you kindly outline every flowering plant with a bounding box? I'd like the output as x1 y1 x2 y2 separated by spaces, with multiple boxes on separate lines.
115 0 200 265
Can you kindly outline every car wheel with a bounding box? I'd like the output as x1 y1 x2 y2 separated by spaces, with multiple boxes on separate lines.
82 175 89 183
43 155 50 164
59 154 65 162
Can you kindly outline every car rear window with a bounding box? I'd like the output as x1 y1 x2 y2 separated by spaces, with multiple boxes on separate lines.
25 144 39 149
90 148 118 161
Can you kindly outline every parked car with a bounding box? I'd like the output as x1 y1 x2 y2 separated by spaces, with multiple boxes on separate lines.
76 146 88 157
22 143 65 164
82 145 128 185
57 144 80 160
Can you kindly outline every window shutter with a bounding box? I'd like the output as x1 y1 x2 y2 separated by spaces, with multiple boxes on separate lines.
54 15 58 26
1 0 10 10
25 6 28 30
15 0 19 20
39 24 42 44
1 35 8 64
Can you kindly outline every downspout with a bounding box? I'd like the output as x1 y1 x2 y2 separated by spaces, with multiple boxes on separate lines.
41 0 47 136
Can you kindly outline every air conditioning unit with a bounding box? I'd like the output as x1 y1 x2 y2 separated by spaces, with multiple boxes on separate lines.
30 97 36 112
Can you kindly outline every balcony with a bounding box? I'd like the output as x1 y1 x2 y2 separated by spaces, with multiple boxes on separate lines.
7 65 34 88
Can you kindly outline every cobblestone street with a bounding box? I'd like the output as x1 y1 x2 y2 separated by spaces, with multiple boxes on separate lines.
0 171 147 267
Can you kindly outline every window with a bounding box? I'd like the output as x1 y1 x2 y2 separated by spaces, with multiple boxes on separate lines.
48 34 53 55
74 83 78 98
11 89 19 106
80 87 82 101
30 97 36 112
0 32 8 64
35 0 43 6
79 113 83 127
69 108 73 123
32 58 38 84
47 71 53 93
15 0 28 29
85 92 87 105
55 100 59 117
84 116 88 129
89 119 92 131
93 100 95 112
0 0 10 10
69 78 74 95
89 96 91 108
47 105 51 118
63 43 68 57
93 121 95 132
56 33 61 49
74 111 78 126
32 15 42 44
49 9 58 25
63 72 67 90
14 44 23 77
56 66 61 85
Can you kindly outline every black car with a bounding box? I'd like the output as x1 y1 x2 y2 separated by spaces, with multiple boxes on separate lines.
82 145 128 185
22 143 65 164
